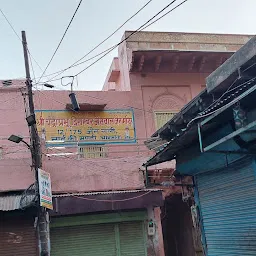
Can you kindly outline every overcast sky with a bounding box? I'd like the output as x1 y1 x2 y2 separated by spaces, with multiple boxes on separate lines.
0 0 255 91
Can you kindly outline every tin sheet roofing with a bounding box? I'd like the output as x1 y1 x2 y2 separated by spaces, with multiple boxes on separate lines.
144 78 256 167
0 194 35 211
53 188 161 198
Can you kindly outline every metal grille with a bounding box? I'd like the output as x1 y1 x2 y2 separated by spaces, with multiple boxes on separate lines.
154 112 176 130
78 145 107 159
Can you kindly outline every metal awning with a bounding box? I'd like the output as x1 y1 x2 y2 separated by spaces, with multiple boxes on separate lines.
51 189 164 216
206 36 256 93
144 79 256 167
53 188 161 197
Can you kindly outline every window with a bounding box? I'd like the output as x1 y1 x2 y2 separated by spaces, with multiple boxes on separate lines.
154 111 176 130
78 146 107 159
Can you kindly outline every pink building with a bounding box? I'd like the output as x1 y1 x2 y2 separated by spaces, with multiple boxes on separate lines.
0 32 251 256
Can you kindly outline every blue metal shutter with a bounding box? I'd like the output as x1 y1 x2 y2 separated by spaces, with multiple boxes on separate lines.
119 221 147 256
51 223 116 256
196 158 256 256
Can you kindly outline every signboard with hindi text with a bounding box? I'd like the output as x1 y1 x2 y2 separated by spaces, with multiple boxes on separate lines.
38 169 53 210
35 109 136 147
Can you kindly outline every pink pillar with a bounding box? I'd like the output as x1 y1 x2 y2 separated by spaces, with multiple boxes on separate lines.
154 207 165 256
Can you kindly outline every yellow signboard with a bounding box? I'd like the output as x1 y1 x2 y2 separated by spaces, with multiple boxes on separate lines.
36 109 136 146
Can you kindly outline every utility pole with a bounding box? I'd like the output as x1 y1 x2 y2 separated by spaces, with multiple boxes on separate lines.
21 31 50 256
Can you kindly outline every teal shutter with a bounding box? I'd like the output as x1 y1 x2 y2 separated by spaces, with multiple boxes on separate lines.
51 223 116 256
196 158 256 255
119 221 147 256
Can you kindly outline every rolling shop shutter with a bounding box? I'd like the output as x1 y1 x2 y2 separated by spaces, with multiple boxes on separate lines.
51 223 116 256
0 217 37 256
119 221 147 256
51 213 147 256
196 158 256 256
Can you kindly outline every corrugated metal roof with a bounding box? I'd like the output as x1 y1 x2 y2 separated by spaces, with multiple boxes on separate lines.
0 194 35 211
53 189 161 198
144 78 256 167
206 35 256 93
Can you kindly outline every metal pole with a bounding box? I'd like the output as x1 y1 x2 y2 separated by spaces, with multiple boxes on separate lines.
21 31 50 256
197 123 204 153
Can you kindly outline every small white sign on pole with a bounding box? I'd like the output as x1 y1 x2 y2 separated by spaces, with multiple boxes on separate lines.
38 169 53 210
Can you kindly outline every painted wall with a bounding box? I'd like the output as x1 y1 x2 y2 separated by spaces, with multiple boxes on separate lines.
0 87 174 192
129 72 207 138
0 31 251 256
0 74 202 193
0 31 251 193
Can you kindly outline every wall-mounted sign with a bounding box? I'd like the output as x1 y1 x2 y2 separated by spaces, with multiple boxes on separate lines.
35 109 136 147
38 169 53 210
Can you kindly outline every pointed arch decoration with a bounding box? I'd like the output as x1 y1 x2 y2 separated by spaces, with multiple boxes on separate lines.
152 94 185 111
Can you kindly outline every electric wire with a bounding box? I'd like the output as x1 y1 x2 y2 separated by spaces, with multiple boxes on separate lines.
186 51 256 124
51 177 156 203
33 84 160 116
186 77 256 127
1 0 188 86
44 153 148 188
0 118 163 190
0 7 47 80
41 146 155 183
33 48 114 83
75 0 186 77
37 0 84 85
200 77 239 114
242 61 256 73
0 8 21 41
34 82 162 136
21 0 154 83
47 0 154 81
0 93 25 105
28 49 37 83
67 191 152 203
1 147 163 191
32 84 184 143
35 0 175 83
0 164 29 167
200 76 256 115
38 0 188 84
1 2 184 179
4 148 30 156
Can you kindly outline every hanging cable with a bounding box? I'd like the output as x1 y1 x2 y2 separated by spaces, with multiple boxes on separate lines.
74 0 188 77
186 77 256 127
0 8 21 40
37 0 84 84
38 0 188 84
47 0 154 81
33 84 156 115
28 50 37 83
0 7 46 79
